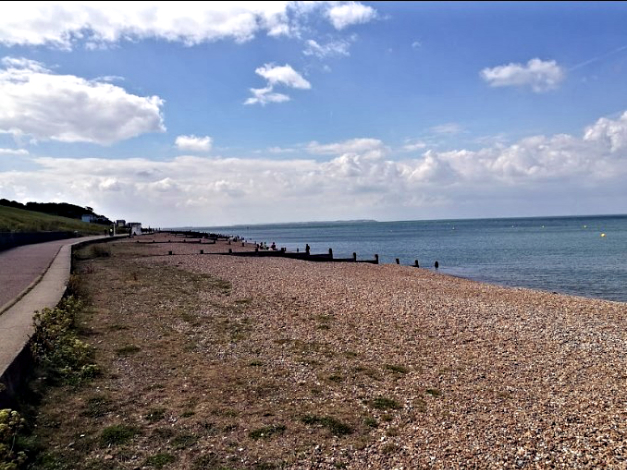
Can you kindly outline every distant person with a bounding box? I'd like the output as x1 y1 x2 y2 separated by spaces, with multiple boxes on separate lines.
109 228 113 237
271 242 277 251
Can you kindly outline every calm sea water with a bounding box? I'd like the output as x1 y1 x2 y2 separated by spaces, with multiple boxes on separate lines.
196 215 627 303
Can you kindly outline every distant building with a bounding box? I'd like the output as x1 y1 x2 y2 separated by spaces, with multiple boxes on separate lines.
128 222 142 236
81 214 97 223
116 219 126 227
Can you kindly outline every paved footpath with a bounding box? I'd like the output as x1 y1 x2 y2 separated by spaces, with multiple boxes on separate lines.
0 238 79 313
0 236 109 399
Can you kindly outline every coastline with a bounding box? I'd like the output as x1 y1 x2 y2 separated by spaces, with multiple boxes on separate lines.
27 233 627 468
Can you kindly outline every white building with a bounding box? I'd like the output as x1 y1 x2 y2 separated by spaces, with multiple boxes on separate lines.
128 222 142 236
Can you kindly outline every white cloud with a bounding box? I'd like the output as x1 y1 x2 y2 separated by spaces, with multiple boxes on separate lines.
0 57 164 145
402 141 427 152
583 111 627 152
254 63 311 89
0 148 29 156
4 111 627 225
244 86 290 106
430 123 464 135
0 2 378 49
327 2 377 30
307 138 386 156
480 58 565 92
411 41 422 49
246 64 310 105
175 135 213 153
303 38 351 58
0 2 294 48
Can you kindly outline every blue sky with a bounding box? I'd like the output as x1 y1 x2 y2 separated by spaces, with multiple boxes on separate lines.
1 1 627 226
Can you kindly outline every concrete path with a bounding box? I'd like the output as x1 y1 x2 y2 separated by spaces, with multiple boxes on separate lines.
1 238 75 313
0 236 108 400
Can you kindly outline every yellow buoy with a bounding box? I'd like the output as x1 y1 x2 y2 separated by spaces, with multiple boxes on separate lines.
601 233 606 238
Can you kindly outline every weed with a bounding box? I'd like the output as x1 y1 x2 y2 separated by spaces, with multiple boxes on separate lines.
328 374 344 383
381 443 399 454
248 360 264 367
115 345 141 356
144 408 166 423
248 424 286 440
100 425 139 447
181 410 196 418
192 454 221 470
31 296 99 384
108 324 128 331
0 409 27 468
364 416 378 428
67 273 89 300
371 397 401 410
414 398 427 413
171 433 198 449
426 388 441 397
301 415 353 436
82 397 114 418
90 244 111 258
152 428 175 440
384 364 409 375
144 453 176 468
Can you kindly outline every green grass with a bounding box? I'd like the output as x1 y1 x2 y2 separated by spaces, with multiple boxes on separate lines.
248 424 286 440
384 364 409 374
371 397 402 410
115 345 141 356
301 415 353 436
144 453 176 468
0 204 105 234
100 425 139 447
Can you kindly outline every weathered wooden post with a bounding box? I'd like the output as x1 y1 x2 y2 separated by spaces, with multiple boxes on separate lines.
228 248 233 254
434 261 439 269
200 249 204 254
168 250 173 255
353 252 357 262
328 248 333 260
183 239 186 243
242 242 245 247
374 254 379 264
396 258 400 264
414 260 419 268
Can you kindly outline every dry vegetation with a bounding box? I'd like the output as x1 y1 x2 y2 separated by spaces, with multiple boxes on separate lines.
26 233 627 469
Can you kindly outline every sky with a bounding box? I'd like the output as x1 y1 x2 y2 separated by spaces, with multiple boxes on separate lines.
1 1 627 227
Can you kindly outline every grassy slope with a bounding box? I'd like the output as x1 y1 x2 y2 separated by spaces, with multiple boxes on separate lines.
0 205 106 234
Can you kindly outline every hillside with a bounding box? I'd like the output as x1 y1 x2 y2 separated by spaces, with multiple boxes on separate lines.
0 205 107 234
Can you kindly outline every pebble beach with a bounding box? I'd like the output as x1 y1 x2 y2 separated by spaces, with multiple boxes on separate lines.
115 233 627 468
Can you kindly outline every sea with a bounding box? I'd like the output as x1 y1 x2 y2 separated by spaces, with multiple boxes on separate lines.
195 215 627 303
